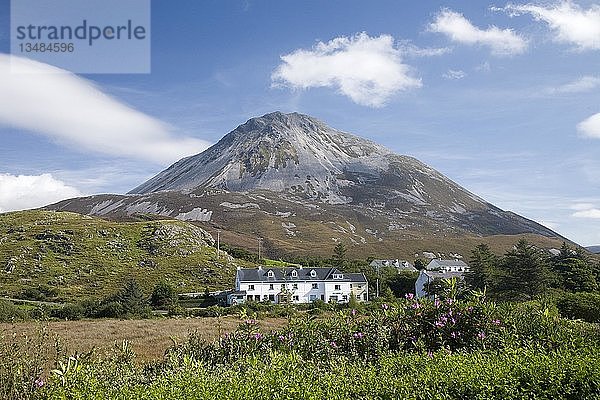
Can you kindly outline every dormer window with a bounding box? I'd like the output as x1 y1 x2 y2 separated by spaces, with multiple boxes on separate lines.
267 270 274 278
333 273 343 279
291 270 298 278
310 269 317 278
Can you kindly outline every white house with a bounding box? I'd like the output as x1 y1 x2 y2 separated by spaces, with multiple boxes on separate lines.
415 270 466 298
415 259 469 298
228 266 368 305
369 259 417 273
425 259 469 272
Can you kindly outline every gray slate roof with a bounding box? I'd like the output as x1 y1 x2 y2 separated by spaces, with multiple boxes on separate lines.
237 267 367 283
426 259 468 270
369 259 417 271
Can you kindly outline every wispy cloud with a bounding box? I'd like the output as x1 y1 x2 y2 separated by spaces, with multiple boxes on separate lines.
571 203 600 219
429 9 528 56
443 69 467 80
503 1 600 51
272 33 422 107
0 54 210 165
546 75 600 94
577 112 600 138
398 42 452 57
0 173 81 212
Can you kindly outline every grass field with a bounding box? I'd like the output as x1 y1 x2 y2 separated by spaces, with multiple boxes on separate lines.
0 316 287 362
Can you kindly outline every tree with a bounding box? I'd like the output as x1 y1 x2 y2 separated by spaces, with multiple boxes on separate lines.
552 243 597 292
332 243 347 268
465 244 497 291
117 279 150 317
499 239 551 300
150 281 179 309
414 258 428 270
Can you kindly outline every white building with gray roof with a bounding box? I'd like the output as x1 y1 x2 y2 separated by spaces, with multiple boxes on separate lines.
229 266 368 305
415 259 470 298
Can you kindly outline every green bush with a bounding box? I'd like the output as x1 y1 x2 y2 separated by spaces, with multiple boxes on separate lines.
557 292 600 323
0 300 28 322
53 303 85 321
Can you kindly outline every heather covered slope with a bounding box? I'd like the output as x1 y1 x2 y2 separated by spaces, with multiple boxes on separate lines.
0 210 248 302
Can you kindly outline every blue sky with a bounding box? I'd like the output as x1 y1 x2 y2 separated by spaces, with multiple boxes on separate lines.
0 0 599 246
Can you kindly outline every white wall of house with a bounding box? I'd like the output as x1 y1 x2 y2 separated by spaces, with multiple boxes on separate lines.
236 279 368 304
415 270 431 298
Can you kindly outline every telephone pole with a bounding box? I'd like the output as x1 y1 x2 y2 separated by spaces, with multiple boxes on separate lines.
258 237 263 261
216 230 220 259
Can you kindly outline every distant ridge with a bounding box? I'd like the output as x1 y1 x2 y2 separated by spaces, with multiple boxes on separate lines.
586 245 600 254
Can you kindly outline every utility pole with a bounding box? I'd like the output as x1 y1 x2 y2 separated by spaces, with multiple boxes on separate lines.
258 237 263 261
216 230 220 259
376 263 380 298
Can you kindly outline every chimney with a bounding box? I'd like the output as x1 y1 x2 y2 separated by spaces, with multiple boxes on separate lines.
257 265 262 270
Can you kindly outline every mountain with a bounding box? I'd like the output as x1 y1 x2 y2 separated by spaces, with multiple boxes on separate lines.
586 246 600 254
48 112 566 259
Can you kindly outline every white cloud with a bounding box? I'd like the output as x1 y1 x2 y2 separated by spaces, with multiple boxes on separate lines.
429 9 528 56
571 202 596 211
0 54 209 165
573 209 600 218
272 33 422 107
443 69 467 80
504 1 600 50
398 42 452 57
547 76 600 94
0 173 81 212
577 112 600 138
571 203 600 219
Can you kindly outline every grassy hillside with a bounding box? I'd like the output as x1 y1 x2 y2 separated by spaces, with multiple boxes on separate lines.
0 211 250 302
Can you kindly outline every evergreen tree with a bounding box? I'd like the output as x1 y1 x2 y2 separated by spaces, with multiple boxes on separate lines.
150 281 179 309
499 239 551 300
552 242 597 292
332 243 347 268
118 279 150 317
465 243 497 291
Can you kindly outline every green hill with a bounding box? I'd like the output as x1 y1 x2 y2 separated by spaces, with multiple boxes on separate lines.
0 211 249 303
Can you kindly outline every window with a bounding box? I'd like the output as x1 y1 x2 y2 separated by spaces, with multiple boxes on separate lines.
267 270 274 278
281 284 286 290
310 270 317 278
321 294 325 301
291 270 298 278
248 284 255 290
254 295 261 301
342 295 348 301
312 283 318 289
292 295 299 301
268 294 275 302
292 283 298 289
333 273 343 279
309 294 317 301
247 295 252 301
269 284 274 290
363 293 368 301
350 284 353 288
334 284 341 290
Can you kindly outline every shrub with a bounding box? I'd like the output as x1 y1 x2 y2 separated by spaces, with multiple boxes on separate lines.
150 282 178 309
556 292 600 323
0 300 28 322
53 303 85 321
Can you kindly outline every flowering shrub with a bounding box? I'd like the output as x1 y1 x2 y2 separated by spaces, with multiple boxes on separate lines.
166 295 507 366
